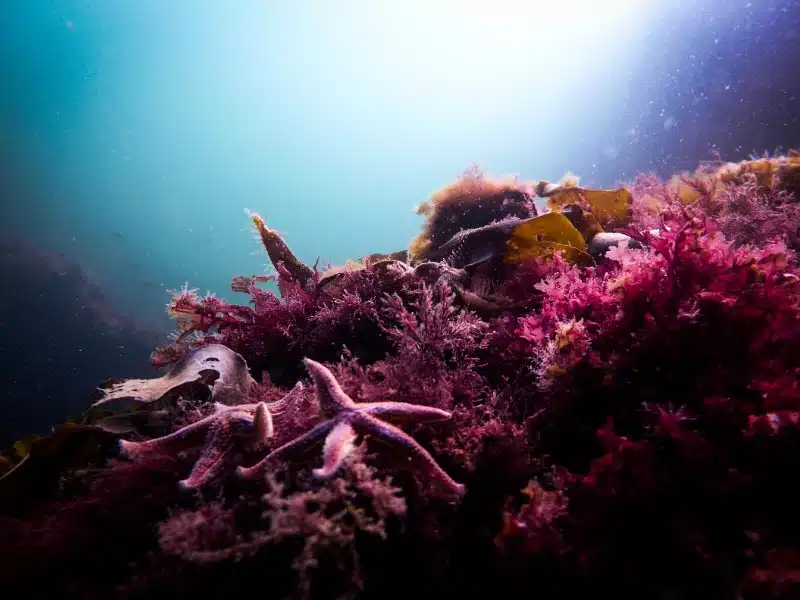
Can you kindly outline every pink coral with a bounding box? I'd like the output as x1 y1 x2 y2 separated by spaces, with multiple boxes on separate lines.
4 156 800 600
157 449 406 599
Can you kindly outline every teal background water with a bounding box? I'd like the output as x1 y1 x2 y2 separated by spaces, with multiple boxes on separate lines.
0 1 796 441
0 1 680 329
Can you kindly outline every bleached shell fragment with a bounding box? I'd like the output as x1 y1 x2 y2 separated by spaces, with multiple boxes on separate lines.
588 232 643 257
92 344 254 409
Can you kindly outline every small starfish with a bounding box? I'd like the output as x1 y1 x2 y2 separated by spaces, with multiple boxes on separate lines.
237 358 466 500
119 383 303 490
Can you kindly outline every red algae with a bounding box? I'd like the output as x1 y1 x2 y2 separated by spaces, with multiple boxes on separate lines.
1 155 800 600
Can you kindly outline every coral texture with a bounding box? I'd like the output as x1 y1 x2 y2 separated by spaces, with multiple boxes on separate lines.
1 152 799 600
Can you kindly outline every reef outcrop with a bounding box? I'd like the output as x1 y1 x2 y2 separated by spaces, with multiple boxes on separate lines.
1 152 799 600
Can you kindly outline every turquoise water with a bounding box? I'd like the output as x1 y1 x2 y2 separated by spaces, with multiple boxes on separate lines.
0 1 675 329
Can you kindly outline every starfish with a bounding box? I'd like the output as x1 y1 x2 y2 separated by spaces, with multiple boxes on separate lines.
237 358 466 500
119 383 303 490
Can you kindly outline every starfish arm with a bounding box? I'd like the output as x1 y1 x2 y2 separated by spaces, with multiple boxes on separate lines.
303 358 356 416
356 414 466 499
118 412 217 459
179 416 239 490
266 381 304 416
251 402 273 447
312 421 358 480
237 418 337 480
359 402 452 426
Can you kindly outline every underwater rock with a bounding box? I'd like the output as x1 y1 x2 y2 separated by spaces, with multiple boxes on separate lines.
588 232 643 257
429 211 593 270
0 422 118 515
410 165 538 263
5 155 800 600
559 203 605 243
0 235 161 448
428 219 521 268
410 260 511 314
93 409 172 436
93 343 254 409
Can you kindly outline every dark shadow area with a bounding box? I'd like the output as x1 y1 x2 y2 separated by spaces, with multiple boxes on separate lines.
0 234 167 447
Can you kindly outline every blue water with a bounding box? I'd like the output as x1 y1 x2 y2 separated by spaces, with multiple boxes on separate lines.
0 0 797 442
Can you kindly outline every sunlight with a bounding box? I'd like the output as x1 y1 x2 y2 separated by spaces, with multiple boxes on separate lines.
301 0 654 120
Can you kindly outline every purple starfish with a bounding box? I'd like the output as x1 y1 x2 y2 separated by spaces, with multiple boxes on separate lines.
119 383 303 490
237 358 466 500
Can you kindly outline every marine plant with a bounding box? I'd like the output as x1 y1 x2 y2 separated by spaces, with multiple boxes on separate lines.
1 152 799 600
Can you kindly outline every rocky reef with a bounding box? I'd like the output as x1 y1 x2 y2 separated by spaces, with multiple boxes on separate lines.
1 151 799 600
0 235 163 447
